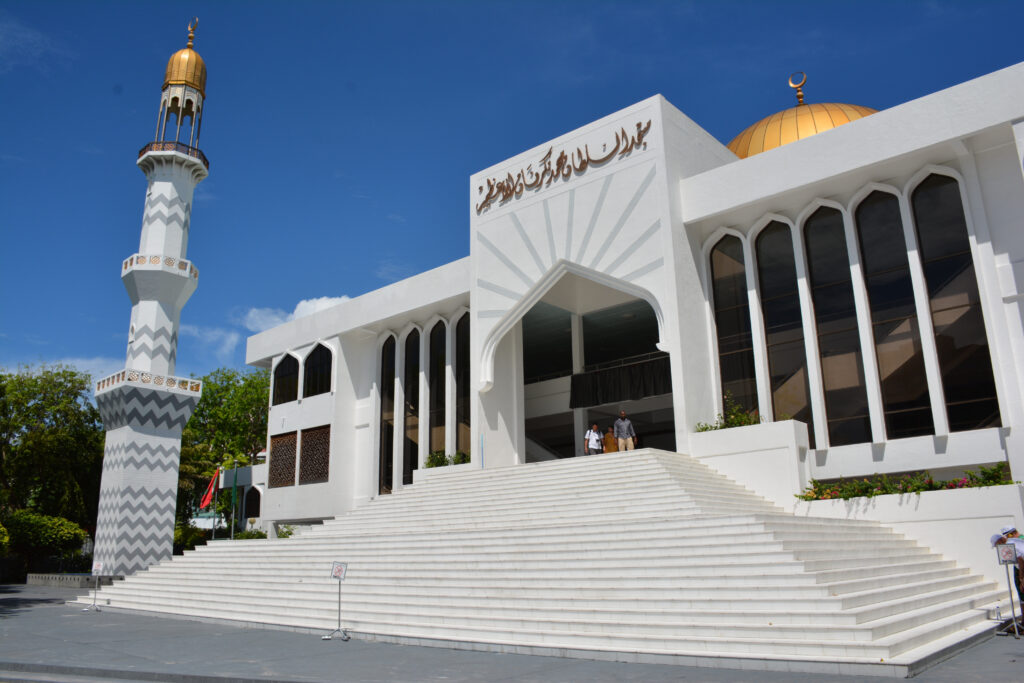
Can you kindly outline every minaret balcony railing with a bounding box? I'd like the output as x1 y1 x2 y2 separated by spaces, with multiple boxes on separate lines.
138 141 209 169
95 368 202 395
123 254 199 279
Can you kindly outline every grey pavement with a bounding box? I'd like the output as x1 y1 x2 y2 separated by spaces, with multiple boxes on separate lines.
1 584 1023 682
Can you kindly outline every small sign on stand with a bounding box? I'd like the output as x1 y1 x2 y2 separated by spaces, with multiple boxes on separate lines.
82 561 102 612
996 544 1020 639
322 562 349 641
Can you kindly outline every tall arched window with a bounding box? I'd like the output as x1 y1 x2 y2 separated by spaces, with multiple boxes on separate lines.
303 344 332 398
428 321 446 454
911 174 1000 431
854 191 934 438
803 208 871 445
403 330 421 485
756 222 814 446
378 337 396 495
709 235 758 414
272 355 298 405
455 313 471 455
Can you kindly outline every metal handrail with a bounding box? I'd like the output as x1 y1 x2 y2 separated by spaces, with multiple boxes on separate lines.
583 351 668 373
138 141 209 169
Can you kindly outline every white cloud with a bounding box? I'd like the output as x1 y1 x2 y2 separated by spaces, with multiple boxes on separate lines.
179 324 241 364
0 14 71 74
239 296 350 333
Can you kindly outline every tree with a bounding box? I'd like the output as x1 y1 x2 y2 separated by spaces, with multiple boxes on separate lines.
0 365 104 530
177 368 269 527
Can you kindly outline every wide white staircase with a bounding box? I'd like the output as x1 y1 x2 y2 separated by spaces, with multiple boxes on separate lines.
81 450 1004 676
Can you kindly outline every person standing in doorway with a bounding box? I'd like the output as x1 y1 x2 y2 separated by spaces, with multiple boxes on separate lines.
614 410 636 451
603 426 618 453
584 423 603 455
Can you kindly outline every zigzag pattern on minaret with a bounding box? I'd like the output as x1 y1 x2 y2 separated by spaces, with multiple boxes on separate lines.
128 326 179 362
126 343 177 364
142 209 188 230
144 193 190 215
132 325 179 345
102 441 181 473
95 486 176 519
97 387 199 431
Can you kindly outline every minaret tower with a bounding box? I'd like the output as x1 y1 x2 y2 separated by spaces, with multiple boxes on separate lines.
93 20 210 576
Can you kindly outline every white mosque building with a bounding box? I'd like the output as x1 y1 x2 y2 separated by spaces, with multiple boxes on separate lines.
243 63 1024 538
89 30 1024 672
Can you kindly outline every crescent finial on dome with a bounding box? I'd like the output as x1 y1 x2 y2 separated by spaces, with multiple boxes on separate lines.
187 17 198 48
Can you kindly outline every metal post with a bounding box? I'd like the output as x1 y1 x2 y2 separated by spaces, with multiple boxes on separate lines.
82 575 101 612
212 481 218 540
1006 565 1020 638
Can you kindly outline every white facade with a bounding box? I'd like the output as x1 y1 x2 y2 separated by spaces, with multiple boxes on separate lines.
246 62 1024 532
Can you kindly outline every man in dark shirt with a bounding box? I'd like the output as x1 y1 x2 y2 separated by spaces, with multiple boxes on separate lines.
613 410 636 451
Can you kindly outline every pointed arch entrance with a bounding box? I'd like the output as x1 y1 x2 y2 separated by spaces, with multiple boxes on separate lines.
478 262 675 466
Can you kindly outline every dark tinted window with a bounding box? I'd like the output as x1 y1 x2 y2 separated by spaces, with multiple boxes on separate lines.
582 300 661 369
912 174 1000 431
302 344 332 398
522 302 573 382
804 208 870 445
378 336 395 494
455 313 471 455
855 191 933 438
272 355 298 405
403 330 420 485
710 235 758 414
756 222 814 445
428 321 446 453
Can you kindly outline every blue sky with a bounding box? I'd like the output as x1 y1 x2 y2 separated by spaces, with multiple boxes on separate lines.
2 0 1023 384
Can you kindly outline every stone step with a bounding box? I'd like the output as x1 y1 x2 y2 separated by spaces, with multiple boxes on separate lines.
78 449 1003 674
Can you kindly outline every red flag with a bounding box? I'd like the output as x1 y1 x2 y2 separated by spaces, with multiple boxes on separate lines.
199 469 219 509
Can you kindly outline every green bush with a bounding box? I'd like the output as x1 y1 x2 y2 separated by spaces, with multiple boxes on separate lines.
796 462 1014 501
233 529 267 539
3 510 87 561
426 450 449 468
0 522 8 555
173 524 209 552
695 392 762 432
426 451 472 467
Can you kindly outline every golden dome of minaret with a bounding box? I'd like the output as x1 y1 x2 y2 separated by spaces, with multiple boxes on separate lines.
727 72 876 159
163 18 207 97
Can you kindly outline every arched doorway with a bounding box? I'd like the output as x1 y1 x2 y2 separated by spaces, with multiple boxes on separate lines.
481 267 675 465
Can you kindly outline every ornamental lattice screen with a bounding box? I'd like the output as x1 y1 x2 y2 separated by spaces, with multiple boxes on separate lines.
268 432 297 487
299 425 330 484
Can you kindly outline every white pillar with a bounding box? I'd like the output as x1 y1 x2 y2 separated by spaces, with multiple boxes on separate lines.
898 194 949 436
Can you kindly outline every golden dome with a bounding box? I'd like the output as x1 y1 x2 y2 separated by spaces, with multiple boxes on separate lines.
727 73 876 159
163 19 206 96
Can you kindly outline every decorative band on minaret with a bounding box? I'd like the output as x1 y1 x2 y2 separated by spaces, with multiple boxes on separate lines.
93 20 209 576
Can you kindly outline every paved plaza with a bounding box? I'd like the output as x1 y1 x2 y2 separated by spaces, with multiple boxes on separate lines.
1 585 1022 682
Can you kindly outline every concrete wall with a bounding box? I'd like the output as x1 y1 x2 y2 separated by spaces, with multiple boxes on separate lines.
688 420 810 512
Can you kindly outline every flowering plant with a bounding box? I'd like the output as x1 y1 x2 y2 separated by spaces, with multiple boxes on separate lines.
796 462 1013 501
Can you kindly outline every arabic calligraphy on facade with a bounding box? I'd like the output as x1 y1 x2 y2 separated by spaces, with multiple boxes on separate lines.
475 120 652 214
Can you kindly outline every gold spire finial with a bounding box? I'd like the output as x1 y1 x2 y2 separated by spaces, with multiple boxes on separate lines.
789 71 807 106
186 17 198 48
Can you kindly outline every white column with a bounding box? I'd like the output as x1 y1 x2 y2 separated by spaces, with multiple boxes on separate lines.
571 312 585 456
790 224 828 448
418 328 429 471
744 237 774 420
392 338 405 492
898 195 949 436
444 319 456 458
842 207 887 443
